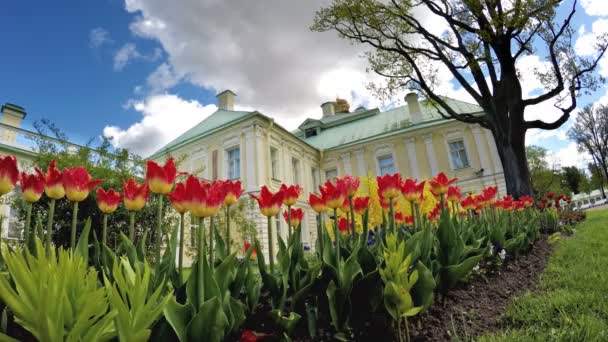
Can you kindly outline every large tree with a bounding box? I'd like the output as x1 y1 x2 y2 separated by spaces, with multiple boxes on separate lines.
567 104 608 198
312 0 607 196
561 165 586 194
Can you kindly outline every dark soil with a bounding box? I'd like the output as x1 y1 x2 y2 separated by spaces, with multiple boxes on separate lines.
410 237 553 341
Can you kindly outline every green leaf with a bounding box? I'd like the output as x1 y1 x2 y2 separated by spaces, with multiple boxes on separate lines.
74 218 92 263
163 297 193 342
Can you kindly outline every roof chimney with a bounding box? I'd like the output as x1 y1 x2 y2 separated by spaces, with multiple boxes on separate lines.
1 103 26 144
217 90 236 111
321 101 335 117
405 92 422 124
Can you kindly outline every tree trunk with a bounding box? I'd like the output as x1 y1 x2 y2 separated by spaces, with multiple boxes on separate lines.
491 127 534 198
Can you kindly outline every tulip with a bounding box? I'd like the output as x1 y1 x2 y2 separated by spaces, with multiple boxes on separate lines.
0 155 19 196
319 180 346 210
243 241 257 258
43 160 63 250
190 178 224 264
308 192 326 255
447 186 461 202
283 208 304 228
353 196 370 215
481 186 498 205
377 173 403 233
402 179 425 231
547 192 554 199
169 182 189 278
308 193 326 213
395 212 405 226
338 217 350 235
250 186 284 272
123 178 149 243
96 188 122 246
19 167 44 249
220 179 243 255
428 203 441 222
146 157 182 265
429 172 457 201
281 184 302 240
340 176 360 236
62 167 103 249
405 215 414 226
461 195 476 211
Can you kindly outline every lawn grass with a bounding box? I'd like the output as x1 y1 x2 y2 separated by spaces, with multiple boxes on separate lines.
479 209 608 341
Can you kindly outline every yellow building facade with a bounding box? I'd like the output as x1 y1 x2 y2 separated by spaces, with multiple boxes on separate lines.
152 90 507 260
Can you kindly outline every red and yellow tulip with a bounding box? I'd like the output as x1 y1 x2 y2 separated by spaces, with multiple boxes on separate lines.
319 180 346 209
0 155 19 196
429 172 457 195
283 208 304 228
96 188 123 214
168 182 190 214
280 184 301 206
250 185 284 217
62 167 103 202
146 157 180 194
308 193 326 213
377 173 402 199
123 178 149 211
222 179 243 206
19 168 44 203
44 160 65 199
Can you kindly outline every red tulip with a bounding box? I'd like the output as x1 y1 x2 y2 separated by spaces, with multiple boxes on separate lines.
319 180 347 209
547 192 554 199
340 197 350 212
429 172 457 195
401 179 425 203
188 176 224 217
168 182 190 213
428 203 441 222
460 195 476 210
280 184 301 206
340 175 360 197
338 217 350 234
405 215 414 225
0 155 19 196
353 196 370 215
482 186 498 204
146 157 180 194
97 188 123 214
44 160 65 199
395 212 405 225
123 178 149 211
283 208 304 228
62 167 103 202
222 179 243 206
240 330 258 342
19 167 44 203
249 185 284 217
308 193 326 213
379 193 397 210
243 241 257 258
513 201 525 211
446 186 461 202
377 173 403 199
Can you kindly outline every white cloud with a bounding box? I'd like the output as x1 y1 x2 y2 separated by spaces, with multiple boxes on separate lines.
548 142 589 169
103 94 217 156
113 43 162 71
89 27 111 49
146 63 183 93
581 0 608 16
575 18 608 76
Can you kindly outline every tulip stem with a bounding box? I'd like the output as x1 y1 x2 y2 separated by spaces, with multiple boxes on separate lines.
209 216 214 266
46 198 56 251
349 196 355 239
225 205 231 255
70 201 79 249
287 206 292 241
389 198 395 234
155 193 163 266
410 201 416 233
102 213 108 246
129 211 136 242
178 212 185 281
198 216 205 301
334 208 340 271
24 203 32 250
268 215 274 274
317 213 323 256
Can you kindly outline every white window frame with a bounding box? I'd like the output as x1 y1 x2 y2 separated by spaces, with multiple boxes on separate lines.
374 144 396 176
377 154 396 176
447 138 471 170
270 146 280 180
324 168 338 182
225 146 241 180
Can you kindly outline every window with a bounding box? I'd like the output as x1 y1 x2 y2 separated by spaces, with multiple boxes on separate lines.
448 140 470 169
292 158 301 184
305 128 318 138
311 167 319 192
377 155 395 175
270 147 279 179
227 147 240 179
325 168 337 182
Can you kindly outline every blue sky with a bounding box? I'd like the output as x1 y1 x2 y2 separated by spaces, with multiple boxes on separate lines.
1 0 607 165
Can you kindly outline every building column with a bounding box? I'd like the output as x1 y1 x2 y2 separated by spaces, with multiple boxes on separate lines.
484 129 503 173
255 127 267 187
423 133 439 176
243 127 256 192
471 126 493 174
341 152 352 176
404 137 420 179
355 149 366 177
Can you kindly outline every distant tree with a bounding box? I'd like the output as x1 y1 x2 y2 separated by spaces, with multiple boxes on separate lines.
567 104 608 198
587 161 606 198
526 145 568 196
313 0 608 197
561 166 586 194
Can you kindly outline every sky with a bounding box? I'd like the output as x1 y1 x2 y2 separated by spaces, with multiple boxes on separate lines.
1 0 607 167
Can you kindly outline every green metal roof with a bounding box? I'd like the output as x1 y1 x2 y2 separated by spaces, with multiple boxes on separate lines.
295 97 483 150
150 109 255 158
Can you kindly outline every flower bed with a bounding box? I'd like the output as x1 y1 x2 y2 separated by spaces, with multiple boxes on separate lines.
0 155 584 342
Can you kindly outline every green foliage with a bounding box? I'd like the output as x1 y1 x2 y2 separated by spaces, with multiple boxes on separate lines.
480 209 608 341
0 239 116 342
526 145 569 197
